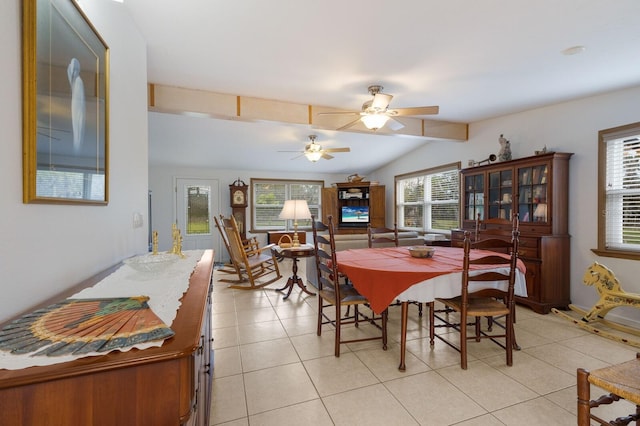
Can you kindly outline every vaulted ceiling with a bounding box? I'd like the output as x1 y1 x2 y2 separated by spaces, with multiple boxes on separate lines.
119 0 640 173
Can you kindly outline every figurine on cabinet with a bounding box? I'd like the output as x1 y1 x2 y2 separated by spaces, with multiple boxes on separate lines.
498 134 512 161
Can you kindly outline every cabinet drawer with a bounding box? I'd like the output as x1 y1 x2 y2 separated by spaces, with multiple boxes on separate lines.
517 236 539 259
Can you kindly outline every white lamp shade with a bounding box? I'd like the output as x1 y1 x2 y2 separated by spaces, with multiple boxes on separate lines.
279 200 312 220
361 113 390 130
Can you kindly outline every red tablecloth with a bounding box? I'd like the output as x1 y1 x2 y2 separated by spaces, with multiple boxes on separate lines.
336 246 525 314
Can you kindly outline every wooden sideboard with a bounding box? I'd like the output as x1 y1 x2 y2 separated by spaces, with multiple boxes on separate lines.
0 250 214 426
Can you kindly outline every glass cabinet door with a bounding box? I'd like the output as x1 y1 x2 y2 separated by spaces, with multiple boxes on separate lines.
517 164 548 223
488 169 513 220
464 174 484 221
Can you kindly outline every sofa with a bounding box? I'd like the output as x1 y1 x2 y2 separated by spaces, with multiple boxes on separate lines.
305 231 425 287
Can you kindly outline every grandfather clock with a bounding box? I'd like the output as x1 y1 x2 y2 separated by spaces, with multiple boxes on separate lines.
229 179 248 240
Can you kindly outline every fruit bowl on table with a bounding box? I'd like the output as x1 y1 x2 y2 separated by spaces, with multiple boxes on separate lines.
408 246 435 259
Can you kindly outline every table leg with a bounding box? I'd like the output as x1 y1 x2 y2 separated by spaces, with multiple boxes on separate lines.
399 301 408 371
276 257 315 300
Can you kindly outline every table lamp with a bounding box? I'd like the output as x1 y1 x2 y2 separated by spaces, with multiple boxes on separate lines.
279 200 311 247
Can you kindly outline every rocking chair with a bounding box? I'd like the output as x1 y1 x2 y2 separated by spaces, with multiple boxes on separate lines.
219 215 281 290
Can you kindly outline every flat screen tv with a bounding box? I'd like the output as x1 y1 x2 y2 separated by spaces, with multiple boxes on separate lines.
340 205 369 227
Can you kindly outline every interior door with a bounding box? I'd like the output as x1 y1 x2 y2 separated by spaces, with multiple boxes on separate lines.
176 178 219 251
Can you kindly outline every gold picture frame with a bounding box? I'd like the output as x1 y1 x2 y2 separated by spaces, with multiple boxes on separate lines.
22 0 109 204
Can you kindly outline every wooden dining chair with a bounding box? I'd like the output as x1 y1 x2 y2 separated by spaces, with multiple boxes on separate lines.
428 228 520 369
577 353 640 425
367 223 424 316
312 215 388 357
220 215 282 290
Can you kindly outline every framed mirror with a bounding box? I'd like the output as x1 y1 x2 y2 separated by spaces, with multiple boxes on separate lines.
23 0 109 204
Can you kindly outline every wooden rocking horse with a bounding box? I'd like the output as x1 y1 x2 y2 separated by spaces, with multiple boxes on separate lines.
552 262 640 347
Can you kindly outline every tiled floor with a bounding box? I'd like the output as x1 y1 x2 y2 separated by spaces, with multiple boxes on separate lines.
209 263 638 425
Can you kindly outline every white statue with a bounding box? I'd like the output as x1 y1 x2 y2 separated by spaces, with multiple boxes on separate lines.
498 134 512 161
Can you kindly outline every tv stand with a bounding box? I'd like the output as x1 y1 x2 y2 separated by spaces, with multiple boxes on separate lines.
322 182 385 234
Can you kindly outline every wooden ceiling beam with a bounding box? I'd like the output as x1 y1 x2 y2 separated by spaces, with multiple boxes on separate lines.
148 83 468 141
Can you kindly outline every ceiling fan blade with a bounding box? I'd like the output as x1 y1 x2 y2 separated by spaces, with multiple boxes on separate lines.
390 106 439 116
371 93 393 110
323 147 350 153
336 117 362 131
321 153 334 160
290 153 305 160
387 118 405 131
278 150 304 153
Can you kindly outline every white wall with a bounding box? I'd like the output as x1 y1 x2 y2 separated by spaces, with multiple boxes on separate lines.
372 85 640 325
0 0 149 323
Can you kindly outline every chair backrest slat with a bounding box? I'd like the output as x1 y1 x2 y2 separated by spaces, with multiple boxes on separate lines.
462 229 520 304
222 216 250 268
367 224 399 248
312 215 342 298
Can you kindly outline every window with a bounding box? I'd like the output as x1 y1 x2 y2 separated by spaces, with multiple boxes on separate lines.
251 179 323 232
184 185 211 235
596 122 640 260
395 162 460 233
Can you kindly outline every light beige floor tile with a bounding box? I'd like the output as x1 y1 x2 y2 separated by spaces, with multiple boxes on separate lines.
354 344 430 382
248 399 333 426
212 418 248 426
235 306 279 325
211 374 247 425
303 352 379 397
212 325 239 349
545 385 578 414
290 329 344 360
510 325 554 349
323 384 419 425
560 333 638 364
212 311 239 329
517 316 589 341
484 350 575 394
386 371 487 425
243 363 318 415
237 320 287 344
213 346 242 378
272 299 317 320
525 343 611 374
280 313 317 336
234 296 274 311
406 336 477 370
453 414 505 425
492 396 576 426
239 337 300 372
438 360 538 411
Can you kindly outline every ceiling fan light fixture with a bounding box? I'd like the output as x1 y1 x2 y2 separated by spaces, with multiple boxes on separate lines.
304 150 323 162
361 113 390 130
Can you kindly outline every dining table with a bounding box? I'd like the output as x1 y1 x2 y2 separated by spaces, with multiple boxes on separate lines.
335 246 527 370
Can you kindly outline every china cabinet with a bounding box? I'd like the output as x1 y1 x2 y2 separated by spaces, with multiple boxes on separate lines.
452 152 573 314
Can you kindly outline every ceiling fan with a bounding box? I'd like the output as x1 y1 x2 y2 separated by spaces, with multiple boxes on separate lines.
279 135 350 162
319 85 439 131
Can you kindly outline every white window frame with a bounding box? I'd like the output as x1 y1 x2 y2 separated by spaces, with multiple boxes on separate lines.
395 162 460 234
595 122 640 260
250 178 323 232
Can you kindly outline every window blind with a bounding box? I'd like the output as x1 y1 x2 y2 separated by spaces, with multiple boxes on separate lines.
605 135 640 249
